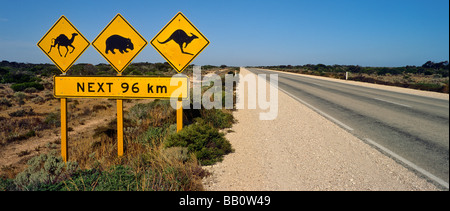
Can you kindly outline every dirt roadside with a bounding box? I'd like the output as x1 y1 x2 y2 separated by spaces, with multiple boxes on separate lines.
0 98 150 175
202 68 440 191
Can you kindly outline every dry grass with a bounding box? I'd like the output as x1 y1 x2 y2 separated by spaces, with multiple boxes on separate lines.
348 73 449 93
1 67 235 191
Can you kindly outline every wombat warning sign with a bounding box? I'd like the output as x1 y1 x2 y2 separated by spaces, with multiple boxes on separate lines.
92 13 147 73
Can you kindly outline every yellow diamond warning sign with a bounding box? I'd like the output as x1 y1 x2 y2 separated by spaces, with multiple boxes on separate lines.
37 16 90 73
151 12 210 73
92 14 147 73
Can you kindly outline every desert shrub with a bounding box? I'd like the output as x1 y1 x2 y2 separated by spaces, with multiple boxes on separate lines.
161 147 190 163
11 82 44 92
92 104 107 112
1 71 36 84
128 102 153 122
134 126 166 146
43 91 54 101
63 165 139 191
31 96 45 104
411 82 445 92
93 125 117 139
0 177 15 191
200 108 234 129
44 112 60 127
13 91 27 100
8 108 35 117
13 152 78 191
23 87 38 93
165 118 233 165
127 99 176 127
5 129 37 144
0 97 12 107
61 162 203 191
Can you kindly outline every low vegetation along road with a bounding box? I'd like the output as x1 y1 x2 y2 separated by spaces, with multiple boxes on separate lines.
249 68 449 188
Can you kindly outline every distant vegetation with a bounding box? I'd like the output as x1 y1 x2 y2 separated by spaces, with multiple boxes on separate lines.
0 60 233 79
257 61 449 93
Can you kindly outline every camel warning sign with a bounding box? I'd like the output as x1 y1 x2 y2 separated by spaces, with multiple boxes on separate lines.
92 14 147 73
151 12 210 73
37 15 90 73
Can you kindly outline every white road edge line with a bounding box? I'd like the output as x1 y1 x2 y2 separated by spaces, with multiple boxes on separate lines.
373 97 412 108
364 138 449 189
277 86 354 131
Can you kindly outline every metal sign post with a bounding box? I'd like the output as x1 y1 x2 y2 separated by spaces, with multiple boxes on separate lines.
37 16 89 162
117 73 124 157
60 97 68 162
151 12 209 132
39 12 208 161
177 100 183 132
92 14 147 156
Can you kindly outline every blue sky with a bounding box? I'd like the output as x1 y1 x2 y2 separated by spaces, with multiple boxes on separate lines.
0 0 448 67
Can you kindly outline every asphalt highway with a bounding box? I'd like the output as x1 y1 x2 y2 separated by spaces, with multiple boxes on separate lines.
248 68 449 188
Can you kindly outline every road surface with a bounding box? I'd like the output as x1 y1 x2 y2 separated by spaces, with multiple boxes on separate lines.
248 68 449 188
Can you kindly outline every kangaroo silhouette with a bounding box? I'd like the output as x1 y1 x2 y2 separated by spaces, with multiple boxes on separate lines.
48 33 78 57
158 29 198 55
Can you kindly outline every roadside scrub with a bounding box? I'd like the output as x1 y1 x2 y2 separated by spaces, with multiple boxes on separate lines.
0 70 237 191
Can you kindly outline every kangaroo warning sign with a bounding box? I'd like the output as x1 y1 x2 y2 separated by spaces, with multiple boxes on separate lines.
37 16 90 73
151 12 209 73
92 14 147 73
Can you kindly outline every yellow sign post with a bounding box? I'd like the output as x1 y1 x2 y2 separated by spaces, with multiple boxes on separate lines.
60 98 68 161
92 14 148 157
39 13 208 160
53 75 189 156
151 12 209 132
37 15 89 162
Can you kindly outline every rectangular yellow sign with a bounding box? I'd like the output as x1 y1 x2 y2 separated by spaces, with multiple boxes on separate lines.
54 76 189 99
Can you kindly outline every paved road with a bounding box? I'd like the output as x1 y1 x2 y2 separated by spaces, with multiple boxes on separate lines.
248 68 449 188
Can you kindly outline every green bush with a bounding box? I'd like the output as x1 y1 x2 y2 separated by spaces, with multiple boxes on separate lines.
44 112 60 127
0 97 12 107
8 108 35 117
201 109 234 129
165 119 233 165
63 165 139 191
1 72 36 84
135 126 166 146
11 82 44 92
0 177 15 191
13 152 78 191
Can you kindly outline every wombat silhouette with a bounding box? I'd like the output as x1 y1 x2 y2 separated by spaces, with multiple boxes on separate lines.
48 33 78 57
158 29 198 55
105 35 134 54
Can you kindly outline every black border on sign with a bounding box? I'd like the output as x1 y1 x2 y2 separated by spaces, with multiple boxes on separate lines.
150 12 210 73
91 13 148 73
53 75 189 100
37 15 90 73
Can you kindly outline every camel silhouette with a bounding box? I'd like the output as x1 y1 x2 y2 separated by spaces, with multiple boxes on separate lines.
48 33 78 57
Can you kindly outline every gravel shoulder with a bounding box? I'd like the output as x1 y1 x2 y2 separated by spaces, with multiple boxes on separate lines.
202 68 440 191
